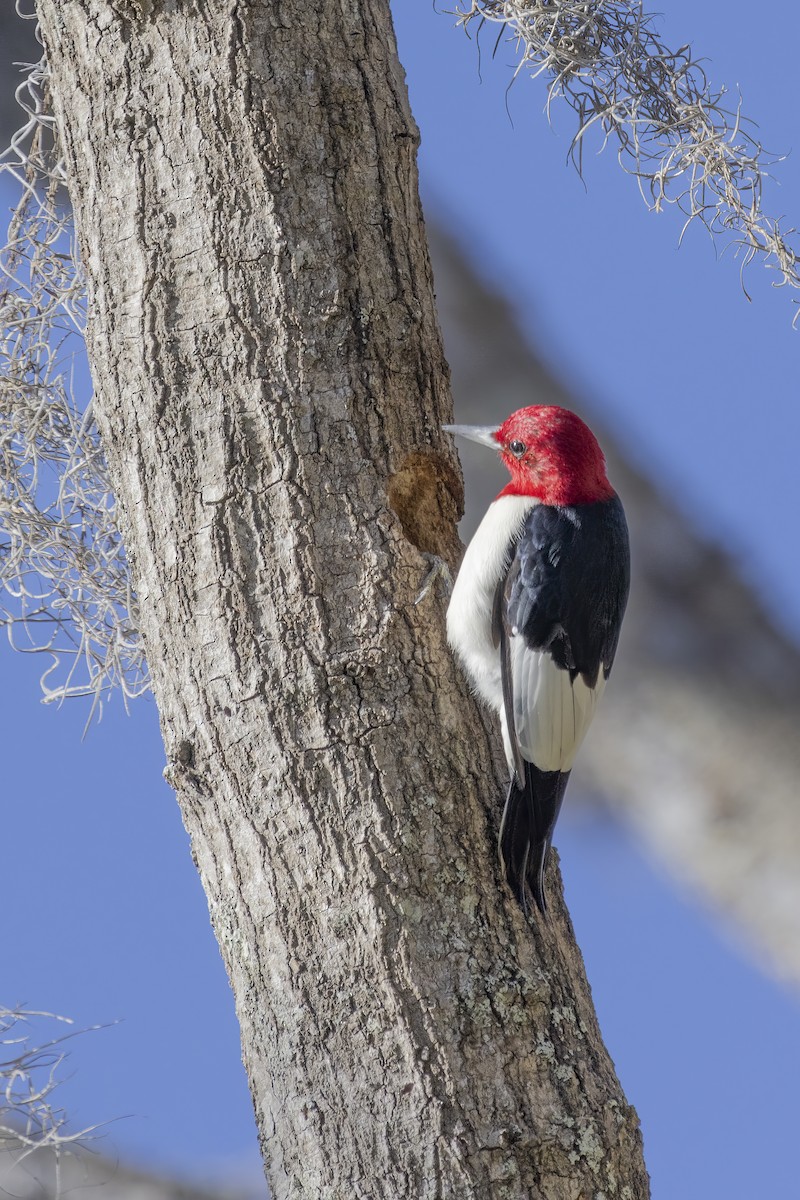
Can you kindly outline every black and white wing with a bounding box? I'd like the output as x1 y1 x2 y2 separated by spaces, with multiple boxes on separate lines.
496 497 630 913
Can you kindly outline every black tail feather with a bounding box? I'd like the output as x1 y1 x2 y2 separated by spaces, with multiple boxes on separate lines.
499 763 570 915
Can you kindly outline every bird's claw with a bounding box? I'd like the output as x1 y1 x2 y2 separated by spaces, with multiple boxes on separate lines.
415 553 453 605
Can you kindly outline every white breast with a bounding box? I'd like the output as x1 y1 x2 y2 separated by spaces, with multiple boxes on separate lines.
446 494 537 713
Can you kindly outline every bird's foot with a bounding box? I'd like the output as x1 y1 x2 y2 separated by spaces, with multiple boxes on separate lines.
415 553 453 605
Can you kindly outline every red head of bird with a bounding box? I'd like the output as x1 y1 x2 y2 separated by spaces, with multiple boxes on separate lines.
445 405 614 507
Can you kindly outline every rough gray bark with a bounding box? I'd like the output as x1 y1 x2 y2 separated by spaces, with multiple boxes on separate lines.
35 2 648 1196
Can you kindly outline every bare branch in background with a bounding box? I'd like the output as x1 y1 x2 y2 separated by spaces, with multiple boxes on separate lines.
0 43 147 709
456 0 800 317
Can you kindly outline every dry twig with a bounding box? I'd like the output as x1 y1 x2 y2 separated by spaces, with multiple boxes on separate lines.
0 1006 97 1196
0 14 147 710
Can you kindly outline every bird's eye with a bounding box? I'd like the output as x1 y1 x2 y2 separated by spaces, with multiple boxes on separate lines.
509 439 526 457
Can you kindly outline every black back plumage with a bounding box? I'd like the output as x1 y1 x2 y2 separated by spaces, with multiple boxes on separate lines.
496 496 630 914
505 497 629 687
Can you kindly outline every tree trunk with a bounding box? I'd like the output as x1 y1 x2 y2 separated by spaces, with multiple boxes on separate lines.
36 2 649 1196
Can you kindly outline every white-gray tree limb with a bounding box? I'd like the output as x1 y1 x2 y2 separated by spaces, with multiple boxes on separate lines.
32 2 649 1196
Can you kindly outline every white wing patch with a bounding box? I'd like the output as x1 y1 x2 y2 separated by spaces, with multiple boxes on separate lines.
507 638 605 773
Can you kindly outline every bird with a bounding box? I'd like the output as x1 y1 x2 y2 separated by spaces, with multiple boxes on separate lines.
444 405 630 916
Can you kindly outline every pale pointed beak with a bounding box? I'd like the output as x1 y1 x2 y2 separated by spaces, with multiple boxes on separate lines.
442 424 500 450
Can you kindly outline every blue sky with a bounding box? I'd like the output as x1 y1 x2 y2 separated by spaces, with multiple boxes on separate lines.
4 2 800 1196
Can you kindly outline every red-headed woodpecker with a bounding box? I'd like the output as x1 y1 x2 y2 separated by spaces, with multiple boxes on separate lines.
445 406 630 915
